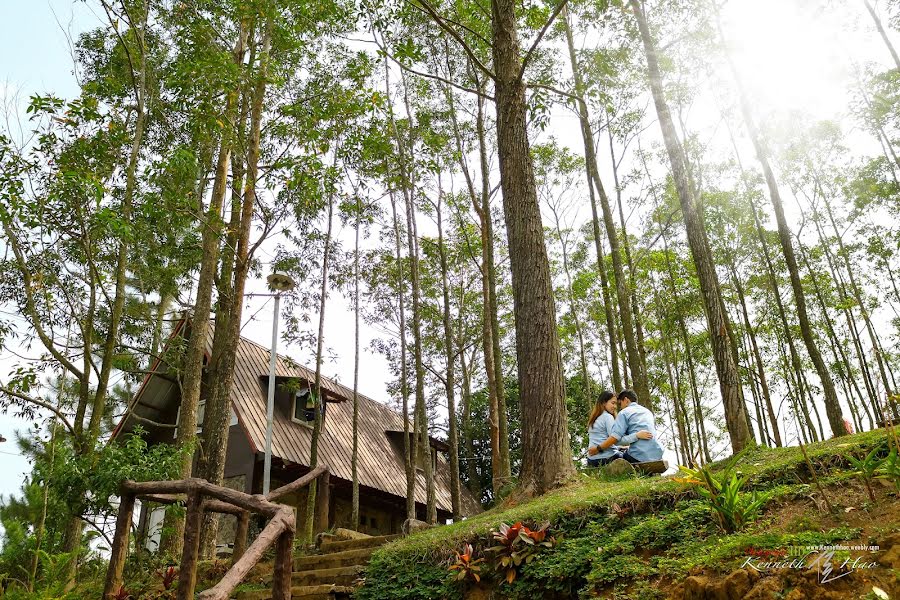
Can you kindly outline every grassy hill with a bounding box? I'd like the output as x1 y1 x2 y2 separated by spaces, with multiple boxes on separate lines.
356 430 900 600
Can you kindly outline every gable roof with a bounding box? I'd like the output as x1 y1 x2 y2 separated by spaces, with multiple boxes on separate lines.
115 318 481 518
230 334 481 516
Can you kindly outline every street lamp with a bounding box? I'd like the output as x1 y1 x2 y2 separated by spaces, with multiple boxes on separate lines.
263 271 296 496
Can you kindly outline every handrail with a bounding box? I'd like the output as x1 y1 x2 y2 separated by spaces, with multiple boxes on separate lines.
267 464 327 501
103 465 330 600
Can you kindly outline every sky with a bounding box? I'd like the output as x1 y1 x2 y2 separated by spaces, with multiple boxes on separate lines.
0 0 102 502
0 1 399 505
0 0 898 507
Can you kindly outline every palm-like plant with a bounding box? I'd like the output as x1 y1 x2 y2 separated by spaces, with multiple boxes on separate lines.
675 450 765 533
847 446 885 503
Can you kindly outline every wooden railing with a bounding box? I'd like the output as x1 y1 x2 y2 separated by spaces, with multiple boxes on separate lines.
103 465 329 600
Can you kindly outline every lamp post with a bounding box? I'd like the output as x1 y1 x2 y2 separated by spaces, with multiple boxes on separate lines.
263 271 296 496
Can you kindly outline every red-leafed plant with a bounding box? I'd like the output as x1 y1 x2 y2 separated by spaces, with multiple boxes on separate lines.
487 522 557 584
112 585 132 600
448 543 484 582
159 566 178 590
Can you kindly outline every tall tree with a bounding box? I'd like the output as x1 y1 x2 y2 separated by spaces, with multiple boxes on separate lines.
563 6 642 397
630 0 753 451
489 0 575 493
715 12 846 437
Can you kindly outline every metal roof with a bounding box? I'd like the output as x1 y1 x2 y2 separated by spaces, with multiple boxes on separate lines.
229 334 481 517
114 317 482 517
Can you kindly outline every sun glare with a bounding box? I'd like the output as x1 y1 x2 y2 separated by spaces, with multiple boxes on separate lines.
720 0 857 120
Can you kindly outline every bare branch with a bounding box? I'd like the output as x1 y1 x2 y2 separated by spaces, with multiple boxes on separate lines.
0 222 85 380
0 385 76 437
526 82 580 102
117 410 177 429
518 0 569 83
374 35 493 100
408 0 496 81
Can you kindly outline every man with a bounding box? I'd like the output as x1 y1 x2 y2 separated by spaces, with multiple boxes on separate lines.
594 389 663 464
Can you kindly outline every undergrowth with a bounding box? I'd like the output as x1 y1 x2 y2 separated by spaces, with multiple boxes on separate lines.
356 429 893 600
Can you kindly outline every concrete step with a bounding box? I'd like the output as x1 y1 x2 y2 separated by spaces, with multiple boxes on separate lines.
319 533 402 554
294 546 375 571
291 565 365 588
236 584 352 600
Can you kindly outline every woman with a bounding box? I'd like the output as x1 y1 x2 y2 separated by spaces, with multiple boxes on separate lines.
586 390 626 467
586 390 650 467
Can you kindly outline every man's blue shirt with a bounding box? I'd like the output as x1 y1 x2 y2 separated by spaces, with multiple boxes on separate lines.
609 403 663 462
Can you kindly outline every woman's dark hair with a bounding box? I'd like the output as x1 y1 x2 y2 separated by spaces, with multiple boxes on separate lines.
618 389 638 404
588 389 617 427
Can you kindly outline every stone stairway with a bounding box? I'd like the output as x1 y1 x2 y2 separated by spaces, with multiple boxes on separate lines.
236 533 402 600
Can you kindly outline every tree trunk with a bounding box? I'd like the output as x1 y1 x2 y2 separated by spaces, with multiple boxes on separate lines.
716 18 845 437
641 149 713 463
492 0 575 494
863 0 900 70
732 309 767 445
352 197 361 530
397 75 437 523
818 184 894 402
807 194 885 424
406 176 436 523
383 58 415 521
457 333 481 499
751 204 818 442
475 85 511 484
608 122 650 396
161 24 242 553
436 187 461 518
549 203 591 407
655 292 692 463
798 237 873 432
729 263 782 446
304 188 335 543
197 24 250 558
447 80 506 494
389 186 415 521
630 0 752 451
563 6 643 398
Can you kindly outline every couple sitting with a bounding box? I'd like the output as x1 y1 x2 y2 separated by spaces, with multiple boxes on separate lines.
587 389 663 468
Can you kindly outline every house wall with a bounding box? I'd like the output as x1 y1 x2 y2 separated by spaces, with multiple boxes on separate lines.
330 492 404 536
223 423 255 494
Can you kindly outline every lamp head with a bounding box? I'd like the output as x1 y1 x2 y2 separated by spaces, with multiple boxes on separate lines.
266 271 296 293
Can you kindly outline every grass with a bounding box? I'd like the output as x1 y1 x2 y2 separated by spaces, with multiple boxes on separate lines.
378 429 888 558
357 429 896 600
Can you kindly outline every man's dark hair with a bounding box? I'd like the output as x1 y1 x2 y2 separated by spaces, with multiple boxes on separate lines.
618 389 638 404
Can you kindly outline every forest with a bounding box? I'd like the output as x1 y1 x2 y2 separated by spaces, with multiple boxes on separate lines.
0 0 898 596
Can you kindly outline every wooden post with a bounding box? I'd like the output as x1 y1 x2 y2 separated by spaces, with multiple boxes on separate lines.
314 471 330 534
177 488 203 600
103 492 135 599
272 528 294 600
197 511 290 600
232 510 250 566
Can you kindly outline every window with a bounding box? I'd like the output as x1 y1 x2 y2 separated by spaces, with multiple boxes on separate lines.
415 446 437 473
292 388 316 426
174 400 205 439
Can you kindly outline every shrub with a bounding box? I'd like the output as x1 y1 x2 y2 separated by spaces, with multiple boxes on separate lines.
875 447 900 493
847 445 887 503
487 522 556 584
675 451 765 533
448 543 483 583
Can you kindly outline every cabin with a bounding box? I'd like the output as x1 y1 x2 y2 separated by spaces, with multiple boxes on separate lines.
112 318 481 551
